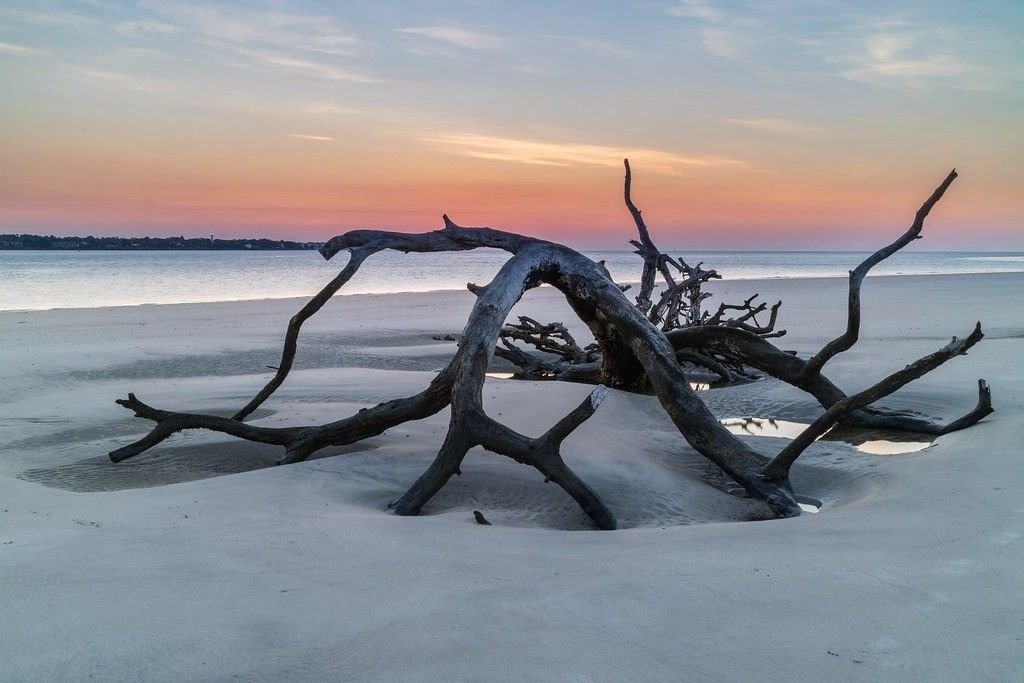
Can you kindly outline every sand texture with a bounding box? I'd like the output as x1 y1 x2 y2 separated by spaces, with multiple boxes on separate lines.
1 272 1021 681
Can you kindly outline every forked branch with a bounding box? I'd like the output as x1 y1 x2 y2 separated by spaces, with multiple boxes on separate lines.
764 323 984 481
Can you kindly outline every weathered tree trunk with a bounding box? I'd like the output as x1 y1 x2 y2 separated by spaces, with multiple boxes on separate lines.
109 166 992 529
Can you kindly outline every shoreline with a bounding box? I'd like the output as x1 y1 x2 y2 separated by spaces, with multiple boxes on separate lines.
2 269 1022 315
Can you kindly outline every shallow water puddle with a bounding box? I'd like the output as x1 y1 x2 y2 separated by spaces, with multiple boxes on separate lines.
847 438 932 455
728 487 821 513
720 417 933 455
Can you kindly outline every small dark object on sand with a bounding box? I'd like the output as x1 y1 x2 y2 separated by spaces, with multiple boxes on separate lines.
473 510 491 525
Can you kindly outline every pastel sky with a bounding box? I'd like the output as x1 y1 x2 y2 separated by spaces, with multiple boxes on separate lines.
1 1 1021 249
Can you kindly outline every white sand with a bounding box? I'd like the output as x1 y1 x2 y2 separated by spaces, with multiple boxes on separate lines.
1 272 1021 681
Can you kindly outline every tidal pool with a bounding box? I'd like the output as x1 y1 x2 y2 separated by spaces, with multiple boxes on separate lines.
721 417 934 455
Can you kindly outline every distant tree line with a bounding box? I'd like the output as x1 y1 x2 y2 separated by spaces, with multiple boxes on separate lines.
0 234 321 250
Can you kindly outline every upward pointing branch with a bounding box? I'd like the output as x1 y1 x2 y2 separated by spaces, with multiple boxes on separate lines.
232 247 372 421
624 159 662 312
800 169 958 379
624 158 655 250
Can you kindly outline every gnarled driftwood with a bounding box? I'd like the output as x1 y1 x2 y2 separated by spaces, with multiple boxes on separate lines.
110 165 992 529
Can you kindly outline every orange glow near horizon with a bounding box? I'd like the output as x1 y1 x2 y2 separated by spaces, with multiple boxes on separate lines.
4 133 1017 250
1 1 1021 249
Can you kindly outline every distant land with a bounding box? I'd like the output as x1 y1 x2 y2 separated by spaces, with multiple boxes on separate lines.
0 234 320 250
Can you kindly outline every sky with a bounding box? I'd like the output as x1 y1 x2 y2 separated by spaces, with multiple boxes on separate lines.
0 1 1021 249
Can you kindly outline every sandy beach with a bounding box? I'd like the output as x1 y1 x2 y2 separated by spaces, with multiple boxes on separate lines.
1 271 1021 681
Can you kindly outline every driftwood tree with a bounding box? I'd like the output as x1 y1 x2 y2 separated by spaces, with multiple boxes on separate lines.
111 163 992 529
495 159 784 386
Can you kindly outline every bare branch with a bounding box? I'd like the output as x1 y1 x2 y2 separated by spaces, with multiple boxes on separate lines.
765 323 983 479
500 316 596 363
111 393 296 462
232 247 371 420
667 324 991 434
801 169 958 378
624 159 675 312
937 379 993 434
541 385 608 447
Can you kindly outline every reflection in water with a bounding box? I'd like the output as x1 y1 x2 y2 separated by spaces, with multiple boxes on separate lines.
722 417 807 439
721 417 933 455
728 487 822 514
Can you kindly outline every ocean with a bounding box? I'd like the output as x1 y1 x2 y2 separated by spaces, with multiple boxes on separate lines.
2 249 1022 312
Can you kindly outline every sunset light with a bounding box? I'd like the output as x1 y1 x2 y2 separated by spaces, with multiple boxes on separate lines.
1 1 1021 248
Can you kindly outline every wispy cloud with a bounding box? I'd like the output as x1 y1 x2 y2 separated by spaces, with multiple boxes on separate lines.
131 2 376 84
287 133 334 141
200 95 368 119
668 0 723 23
114 20 180 39
396 25 504 51
724 118 828 134
540 34 631 57
670 3 1012 90
0 40 48 56
815 22 1002 91
140 1 363 57
292 102 364 117
669 0 759 60
72 67 175 92
231 47 376 83
0 6 100 30
424 132 749 173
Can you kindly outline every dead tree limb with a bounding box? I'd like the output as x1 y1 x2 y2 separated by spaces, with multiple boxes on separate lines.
493 339 601 382
667 324 993 434
232 247 371 421
624 158 668 313
706 294 784 337
800 169 959 379
499 316 598 363
623 159 782 336
675 349 740 383
763 323 984 481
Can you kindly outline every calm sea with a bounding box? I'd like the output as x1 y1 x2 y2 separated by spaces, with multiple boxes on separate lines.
1 249 1022 312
